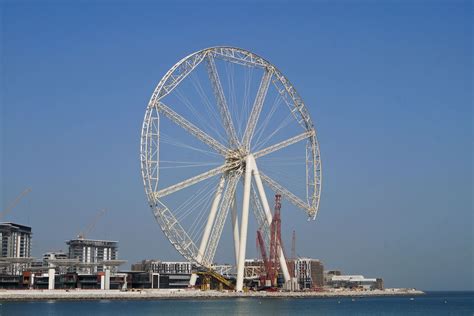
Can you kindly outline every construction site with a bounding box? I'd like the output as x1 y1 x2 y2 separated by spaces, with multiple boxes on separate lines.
0 188 383 293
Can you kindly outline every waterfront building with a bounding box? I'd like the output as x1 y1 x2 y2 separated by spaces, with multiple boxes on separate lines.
131 259 194 288
42 251 69 274
131 259 193 274
43 251 68 263
324 270 342 285
0 223 33 275
0 223 32 259
376 278 384 290
327 274 384 290
66 238 117 274
294 258 324 289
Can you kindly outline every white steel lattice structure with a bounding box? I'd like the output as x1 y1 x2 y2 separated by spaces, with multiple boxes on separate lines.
140 47 321 291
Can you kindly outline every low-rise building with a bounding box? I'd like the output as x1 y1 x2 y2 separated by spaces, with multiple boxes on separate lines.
43 251 68 262
326 274 383 290
131 259 193 289
294 258 324 289
324 270 342 285
132 259 193 274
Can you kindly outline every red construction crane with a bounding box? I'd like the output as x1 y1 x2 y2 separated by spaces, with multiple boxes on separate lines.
268 194 282 286
291 230 296 260
290 230 296 277
256 194 285 288
256 230 272 286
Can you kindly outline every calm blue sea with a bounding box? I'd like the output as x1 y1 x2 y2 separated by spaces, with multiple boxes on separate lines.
1 291 472 315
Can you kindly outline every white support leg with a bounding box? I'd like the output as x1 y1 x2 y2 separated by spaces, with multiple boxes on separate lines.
236 155 253 291
190 175 226 286
252 157 291 282
105 268 111 290
231 193 240 266
48 267 55 290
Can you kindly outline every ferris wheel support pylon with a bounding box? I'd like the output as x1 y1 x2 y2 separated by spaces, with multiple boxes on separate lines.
189 175 227 286
197 175 226 264
231 194 240 266
236 155 253 291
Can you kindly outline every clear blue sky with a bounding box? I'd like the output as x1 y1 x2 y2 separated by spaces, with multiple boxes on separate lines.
1 1 472 290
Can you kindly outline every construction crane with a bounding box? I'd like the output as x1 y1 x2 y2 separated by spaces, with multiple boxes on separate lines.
256 229 274 287
77 208 107 239
256 194 285 289
269 194 282 286
291 230 296 261
0 188 32 221
290 230 296 278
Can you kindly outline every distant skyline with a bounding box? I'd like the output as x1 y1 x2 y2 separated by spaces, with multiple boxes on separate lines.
1 1 472 290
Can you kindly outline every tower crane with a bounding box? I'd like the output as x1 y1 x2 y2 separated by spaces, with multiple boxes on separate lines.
0 188 32 221
77 208 107 239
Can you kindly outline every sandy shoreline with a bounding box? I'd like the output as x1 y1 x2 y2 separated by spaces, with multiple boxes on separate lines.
0 288 425 301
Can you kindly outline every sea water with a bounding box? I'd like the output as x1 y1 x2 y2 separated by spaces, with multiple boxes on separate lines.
1 291 473 315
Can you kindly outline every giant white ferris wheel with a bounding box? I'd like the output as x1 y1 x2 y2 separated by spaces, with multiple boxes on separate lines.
140 47 321 291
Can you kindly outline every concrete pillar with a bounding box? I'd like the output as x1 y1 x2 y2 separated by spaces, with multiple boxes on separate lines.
189 273 198 287
122 274 128 290
100 274 105 290
105 268 110 290
48 268 55 290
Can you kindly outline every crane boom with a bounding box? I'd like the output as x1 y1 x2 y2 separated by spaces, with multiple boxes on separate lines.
0 188 32 221
77 208 107 239
256 230 272 278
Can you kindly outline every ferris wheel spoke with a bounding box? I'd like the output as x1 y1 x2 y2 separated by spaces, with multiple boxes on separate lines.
259 170 314 216
202 171 242 266
205 54 241 148
253 130 315 159
156 102 228 155
242 68 273 150
154 162 236 199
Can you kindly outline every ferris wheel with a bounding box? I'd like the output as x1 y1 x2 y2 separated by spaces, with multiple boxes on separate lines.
140 47 321 291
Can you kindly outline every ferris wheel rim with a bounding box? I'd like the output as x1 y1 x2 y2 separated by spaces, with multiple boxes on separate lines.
140 46 322 267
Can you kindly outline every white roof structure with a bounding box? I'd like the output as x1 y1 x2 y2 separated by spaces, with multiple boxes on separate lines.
331 275 377 282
